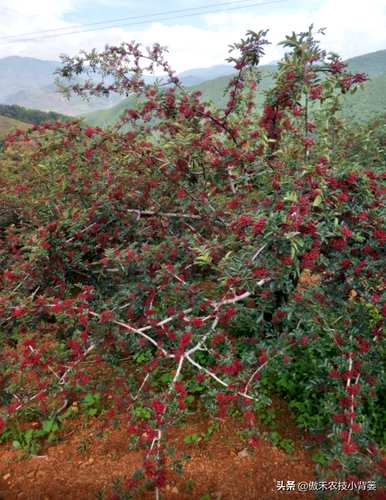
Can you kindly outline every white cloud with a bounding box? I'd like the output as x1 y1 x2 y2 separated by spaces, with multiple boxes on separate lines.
201 0 386 63
0 0 385 71
0 0 75 35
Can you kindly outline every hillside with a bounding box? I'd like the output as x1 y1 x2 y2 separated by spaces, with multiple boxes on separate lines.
0 115 30 140
0 104 68 125
83 50 386 127
345 49 386 76
341 72 386 119
0 103 69 142
84 96 136 128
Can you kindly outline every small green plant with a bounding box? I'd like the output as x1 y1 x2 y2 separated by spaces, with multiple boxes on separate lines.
228 404 243 418
279 438 295 454
254 401 278 429
184 395 195 407
82 392 102 417
151 369 174 389
12 428 40 454
183 432 201 445
268 431 295 454
10 418 60 455
133 349 152 364
133 406 151 421
202 421 220 442
183 421 219 447
312 450 329 466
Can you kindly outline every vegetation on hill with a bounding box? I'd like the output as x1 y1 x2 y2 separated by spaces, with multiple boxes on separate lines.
84 96 136 128
0 104 68 126
0 27 385 500
341 72 386 120
345 49 386 76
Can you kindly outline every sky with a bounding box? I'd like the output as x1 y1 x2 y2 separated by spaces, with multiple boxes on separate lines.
0 0 385 72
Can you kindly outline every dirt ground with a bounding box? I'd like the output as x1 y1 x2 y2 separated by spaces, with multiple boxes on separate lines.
0 399 383 500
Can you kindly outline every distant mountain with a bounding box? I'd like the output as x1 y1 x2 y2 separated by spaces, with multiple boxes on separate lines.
0 56 237 115
0 56 120 115
178 64 236 86
341 72 386 119
0 56 59 101
1 49 385 121
4 84 123 116
0 56 134 115
345 49 386 76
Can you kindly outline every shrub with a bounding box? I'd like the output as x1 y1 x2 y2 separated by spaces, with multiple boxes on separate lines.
0 26 385 496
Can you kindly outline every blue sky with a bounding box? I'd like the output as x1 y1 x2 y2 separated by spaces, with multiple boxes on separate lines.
0 0 385 72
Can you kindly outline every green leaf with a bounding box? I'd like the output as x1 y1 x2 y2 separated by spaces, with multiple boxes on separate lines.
285 231 301 239
184 433 201 445
25 429 34 443
12 440 21 449
185 395 194 405
313 195 323 207
284 191 298 202
42 420 55 433
83 393 95 405
194 252 212 266
312 451 329 466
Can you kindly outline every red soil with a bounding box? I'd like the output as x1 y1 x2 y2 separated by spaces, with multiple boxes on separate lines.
0 399 383 499
0 399 316 500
